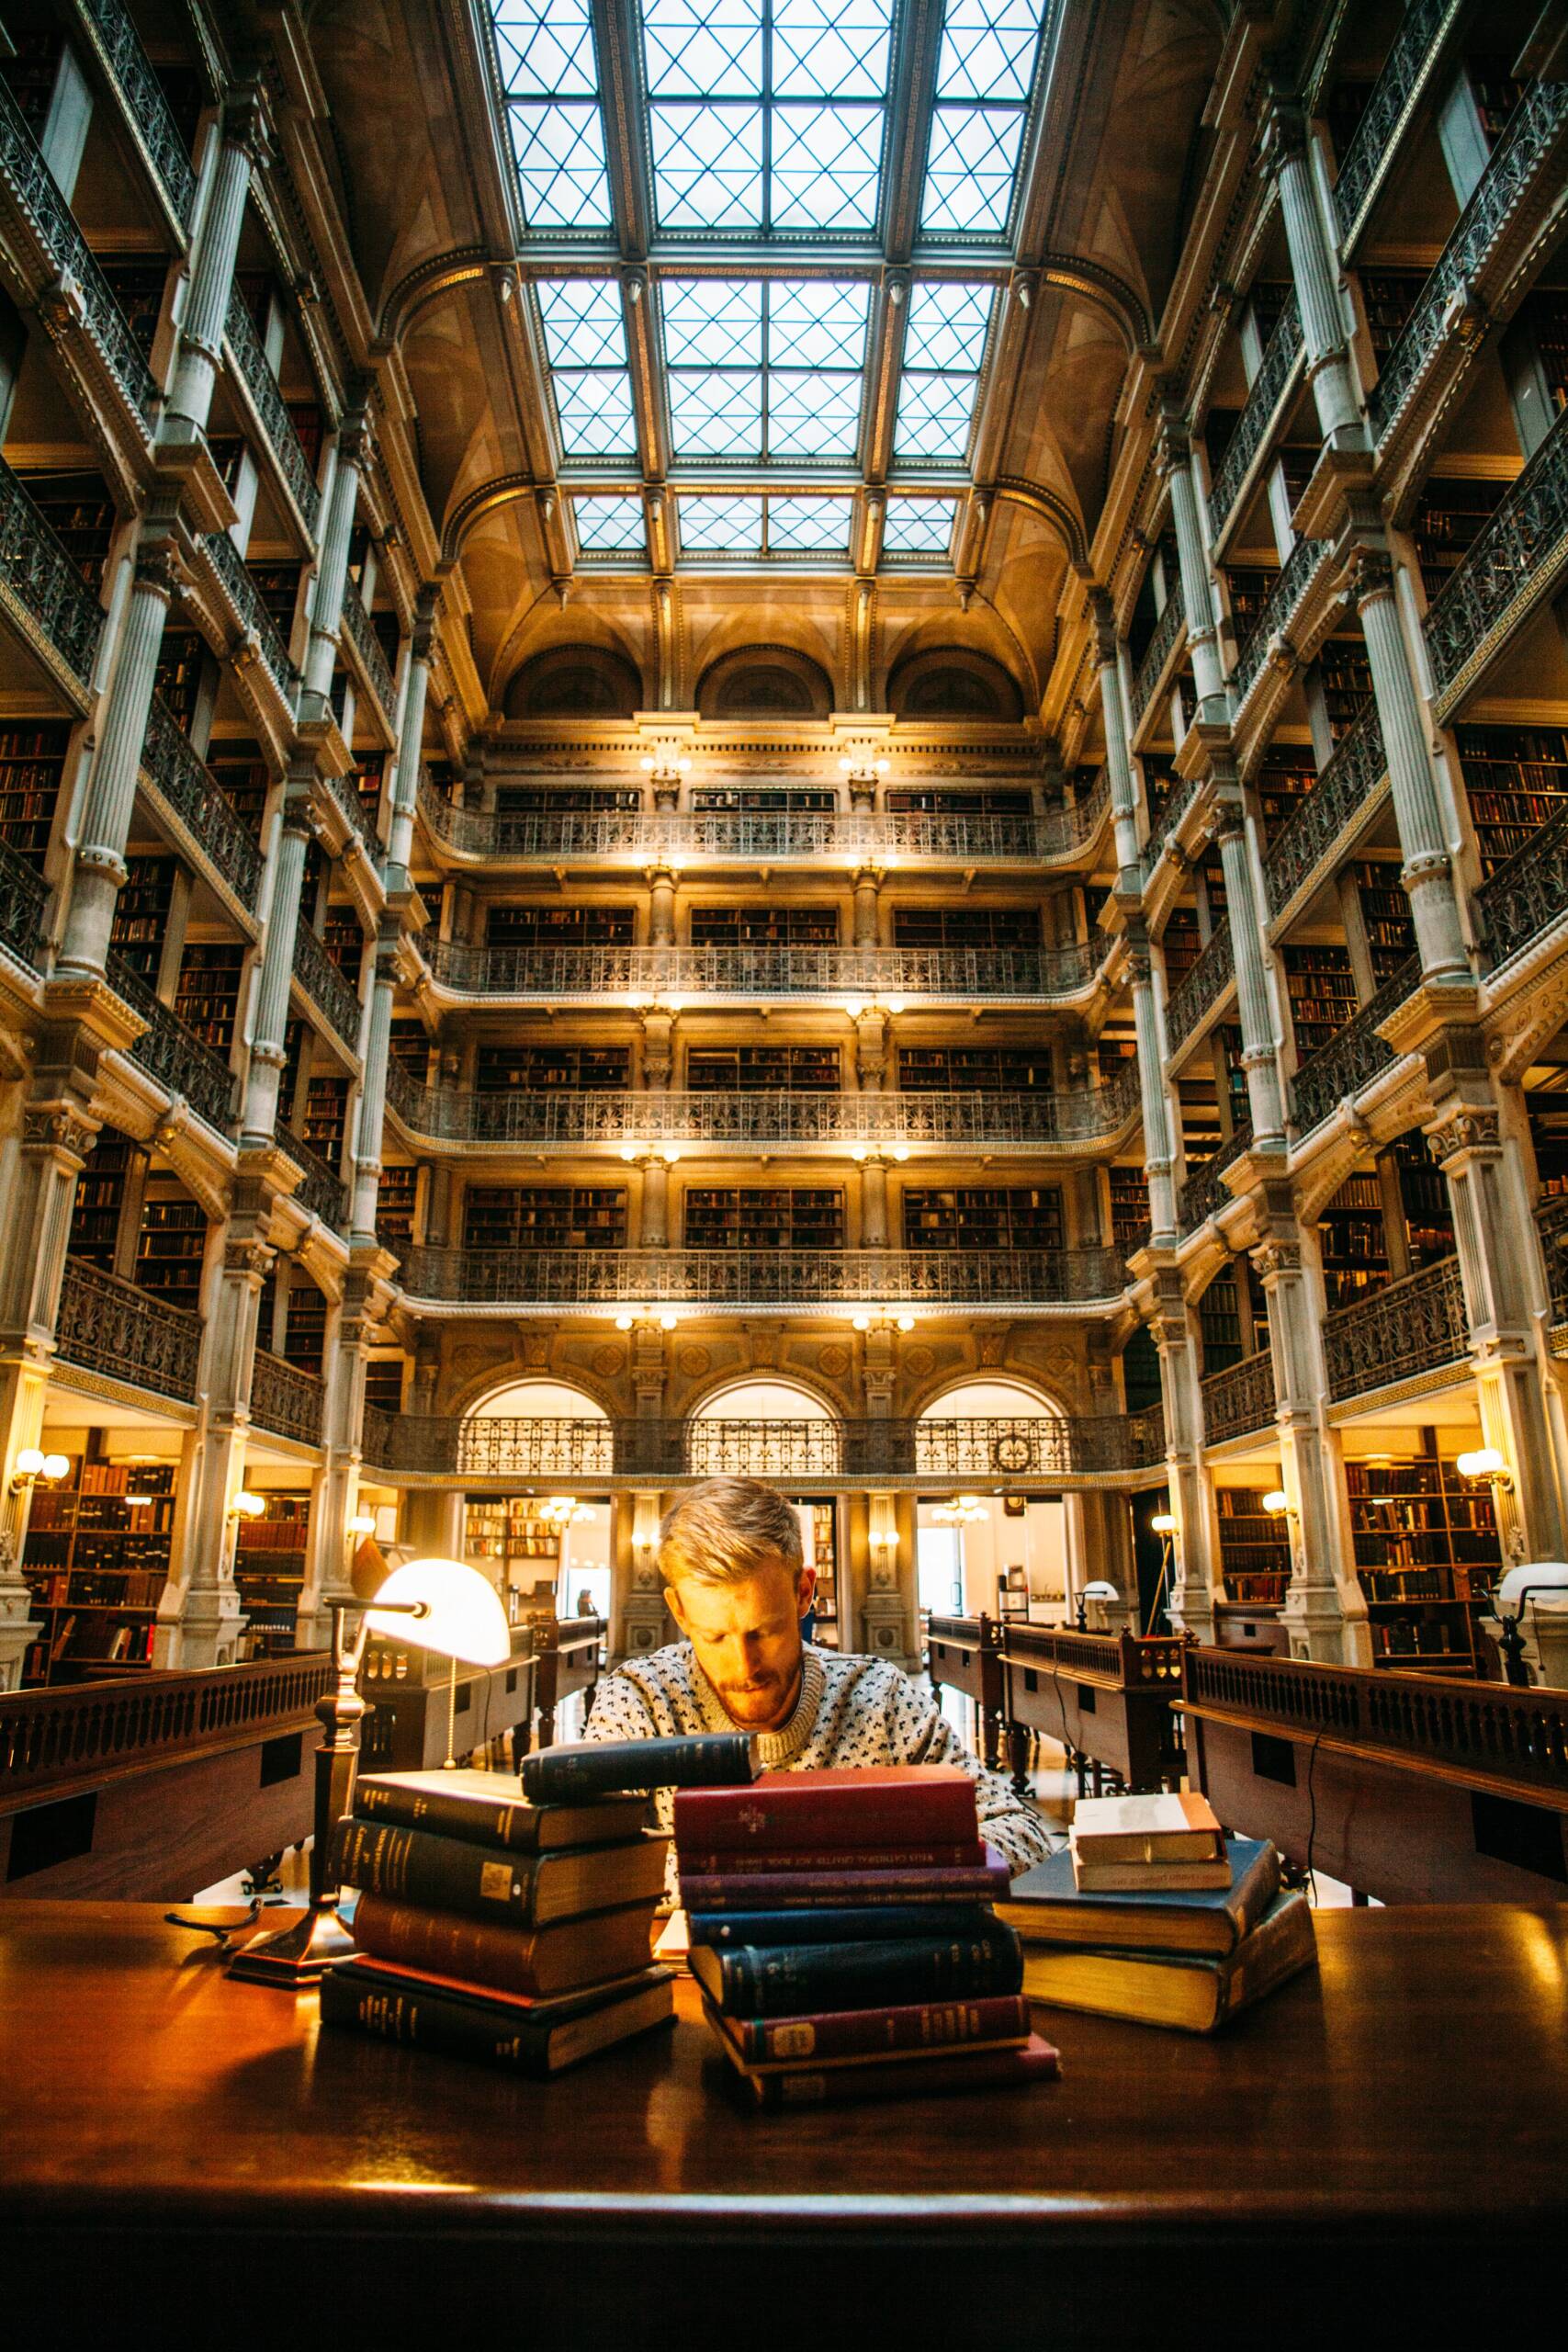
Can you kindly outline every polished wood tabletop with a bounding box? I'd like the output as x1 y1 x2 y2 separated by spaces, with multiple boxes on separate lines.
4 1900 1565 2343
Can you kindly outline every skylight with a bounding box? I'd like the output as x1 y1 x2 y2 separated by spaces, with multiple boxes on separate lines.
661 279 869 461
491 0 613 230
882 495 958 555
894 281 993 462
572 494 648 555
920 0 1047 236
536 280 637 458
678 493 852 556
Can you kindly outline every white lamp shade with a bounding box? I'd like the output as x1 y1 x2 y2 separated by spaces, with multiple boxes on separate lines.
1495 1564 1568 1611
1081 1579 1118 1600
366 1557 511 1668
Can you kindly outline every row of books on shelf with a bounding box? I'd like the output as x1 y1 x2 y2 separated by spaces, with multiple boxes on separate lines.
1370 1621 1472 1661
27 1569 166 1609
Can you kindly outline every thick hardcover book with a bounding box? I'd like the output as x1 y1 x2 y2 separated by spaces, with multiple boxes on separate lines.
320 1959 675 2075
677 1842 985 1876
672 1765 978 1853
350 1891 659 1996
689 1917 1023 2018
1070 1856 1234 1893
1020 1889 1317 2031
997 1839 1280 1957
714 1991 1030 2070
680 1849 1010 1911
332 1817 668 1925
522 1733 759 1804
716 2026 1062 2110
353 1770 651 1854
687 1904 995 1951
1068 1791 1224 1865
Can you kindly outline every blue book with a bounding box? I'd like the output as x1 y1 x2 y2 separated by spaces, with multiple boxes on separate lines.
995 1837 1281 1956
687 1904 993 1950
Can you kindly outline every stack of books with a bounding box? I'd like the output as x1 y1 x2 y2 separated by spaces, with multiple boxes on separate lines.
320 1767 675 2075
997 1792 1315 2032
675 1766 1061 2109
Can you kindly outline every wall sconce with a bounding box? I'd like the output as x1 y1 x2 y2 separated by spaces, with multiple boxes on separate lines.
843 997 869 1020
639 753 692 782
614 1311 636 1330
1150 1511 1177 1534
11 1448 70 1495
1262 1488 1293 1518
346 1512 378 1541
1458 1446 1514 1492
229 1491 266 1521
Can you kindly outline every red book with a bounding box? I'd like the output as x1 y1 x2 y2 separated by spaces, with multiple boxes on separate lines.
674 1765 979 1853
679 1849 1011 1910
715 1991 1030 2069
719 2029 1063 2110
676 1843 986 1876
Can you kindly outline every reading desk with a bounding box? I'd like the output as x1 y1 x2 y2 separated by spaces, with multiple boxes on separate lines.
2 1900 1564 2348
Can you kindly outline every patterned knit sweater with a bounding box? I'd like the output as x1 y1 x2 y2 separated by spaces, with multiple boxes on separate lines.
581 1640 1056 1883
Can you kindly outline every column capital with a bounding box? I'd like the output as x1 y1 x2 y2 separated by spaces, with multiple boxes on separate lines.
21 1104 97 1166
1250 1236 1303 1283
1088 587 1120 665
410 585 439 659
134 543 180 603
1258 93 1310 174
1342 541 1395 611
223 1233 276 1283
220 81 274 166
1426 1106 1502 1166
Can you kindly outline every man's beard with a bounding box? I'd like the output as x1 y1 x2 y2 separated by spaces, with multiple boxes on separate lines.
716 1663 798 1727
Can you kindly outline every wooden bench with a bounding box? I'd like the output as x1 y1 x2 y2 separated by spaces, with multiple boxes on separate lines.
925 1613 1005 1766
1001 1624 1186 1795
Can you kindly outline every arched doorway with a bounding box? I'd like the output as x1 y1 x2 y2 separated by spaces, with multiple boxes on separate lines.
459 1381 613 1623
689 1381 842 1645
916 1380 1067 1623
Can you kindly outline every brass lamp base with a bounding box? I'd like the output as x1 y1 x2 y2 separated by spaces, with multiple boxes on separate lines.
224 1904 357 1986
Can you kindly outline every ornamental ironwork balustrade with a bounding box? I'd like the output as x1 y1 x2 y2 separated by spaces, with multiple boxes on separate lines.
1262 707 1386 917
1179 1115 1252 1230
1201 1351 1276 1444
1331 0 1460 249
1323 1254 1468 1401
0 81 157 421
1425 403 1568 713
1476 798 1568 978
107 953 235 1135
1290 954 1418 1140
1126 1400 1168 1466
56 1256 202 1401
204 531 299 702
0 832 47 970
223 288 322 533
401 1244 1127 1307
320 763 381 865
1164 925 1234 1049
275 1122 348 1228
425 938 1097 1000
1230 535 1323 707
293 920 363 1047
1130 582 1185 728
1370 81 1568 443
1209 294 1304 530
79 0 197 224
141 694 264 903
1139 770 1202 881
338 578 397 724
1535 1193 1568 1329
0 450 107 692
250 1348 325 1445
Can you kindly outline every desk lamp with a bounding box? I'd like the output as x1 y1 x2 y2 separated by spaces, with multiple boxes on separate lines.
227 1556 510 1987
1075 1577 1118 1632
1490 1562 1568 1689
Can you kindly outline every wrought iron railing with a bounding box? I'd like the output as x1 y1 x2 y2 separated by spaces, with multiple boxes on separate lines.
1164 925 1234 1049
401 1244 1128 1307
1126 1399 1167 1463
0 450 107 692
1331 0 1461 250
0 831 48 970
1210 295 1304 530
339 578 396 723
1425 404 1568 715
321 763 381 864
1290 954 1417 1140
1371 81 1568 444
1201 1350 1276 1444
1139 770 1202 881
293 920 363 1047
1130 582 1185 729
1262 707 1386 918
1179 1115 1252 1230
223 288 322 533
141 694 264 904
423 938 1098 1000
0 80 157 421
79 0 197 224
275 1122 348 1228
250 1347 325 1444
204 530 299 702
107 954 235 1135
1230 535 1323 707
56 1256 202 1401
1537 1193 1568 1329
1324 1255 1468 1401
1476 799 1568 980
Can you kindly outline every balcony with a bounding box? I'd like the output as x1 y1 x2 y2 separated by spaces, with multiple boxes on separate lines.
1425 405 1568 720
0 832 48 973
76 0 197 232
140 695 264 915
1179 1117 1252 1232
0 452 107 702
1290 956 1417 1143
1262 709 1387 924
1164 926 1234 1054
275 1123 349 1229
222 288 322 539
1324 1255 1468 1402
292 922 362 1051
250 1347 325 1446
422 938 1100 1006
55 1257 202 1404
1208 295 1304 542
1129 582 1185 734
1230 535 1325 713
1201 1351 1275 1445
1332 0 1465 254
1139 770 1203 884
339 579 397 734
400 1243 1128 1311
108 955 235 1136
1477 802 1568 984
203 532 299 711
318 764 382 866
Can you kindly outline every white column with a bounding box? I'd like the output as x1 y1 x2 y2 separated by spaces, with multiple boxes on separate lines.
1159 414 1227 723
350 933 398 1243
384 588 436 888
164 94 263 438
1091 591 1142 876
301 405 368 712
1210 797 1286 1143
243 800 313 1146
1263 97 1363 447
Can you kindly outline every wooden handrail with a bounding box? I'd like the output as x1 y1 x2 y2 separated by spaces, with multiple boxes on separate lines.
0 1652 333 1804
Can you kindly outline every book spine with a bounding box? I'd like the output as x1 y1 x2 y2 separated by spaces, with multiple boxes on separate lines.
353 1784 539 1853
332 1817 539 1921
1215 1894 1316 2024
711 1924 1023 2018
674 1779 978 1850
677 1843 984 1876
746 2035 1060 2109
320 1969 553 2075
688 1905 994 1949
730 1993 1030 2065
521 1733 754 1803
680 1858 1010 1911
350 1893 546 1996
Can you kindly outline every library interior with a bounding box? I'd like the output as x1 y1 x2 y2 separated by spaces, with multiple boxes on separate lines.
0 0 1564 2332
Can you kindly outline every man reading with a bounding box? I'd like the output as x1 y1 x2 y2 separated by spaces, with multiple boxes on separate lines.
581 1476 1054 1875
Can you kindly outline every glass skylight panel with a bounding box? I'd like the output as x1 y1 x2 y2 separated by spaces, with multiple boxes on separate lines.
640 0 893 234
679 495 766 553
766 496 852 553
536 280 637 458
882 495 957 555
661 278 868 461
572 494 648 554
919 0 1046 237
491 1 613 231
894 281 992 462
675 494 852 556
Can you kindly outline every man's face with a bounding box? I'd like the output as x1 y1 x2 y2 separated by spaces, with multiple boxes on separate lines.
665 1555 816 1732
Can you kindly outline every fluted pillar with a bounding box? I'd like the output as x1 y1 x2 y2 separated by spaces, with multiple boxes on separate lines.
1159 413 1227 721
297 1277 374 1649
1210 796 1286 1142
859 1153 888 1248
647 864 678 945
853 1008 886 1093
1147 1283 1223 1643
242 797 313 1146
165 92 264 437
159 1222 264 1668
1090 591 1142 875
1263 97 1363 446
1127 928 1178 1240
350 933 398 1243
852 865 881 945
384 587 436 887
638 1153 671 1249
58 545 176 975
301 403 368 713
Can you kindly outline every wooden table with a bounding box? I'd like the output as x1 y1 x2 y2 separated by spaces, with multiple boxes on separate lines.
3 1901 1565 2345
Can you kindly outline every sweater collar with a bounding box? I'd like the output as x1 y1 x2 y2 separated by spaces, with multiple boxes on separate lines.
692 1642 826 1767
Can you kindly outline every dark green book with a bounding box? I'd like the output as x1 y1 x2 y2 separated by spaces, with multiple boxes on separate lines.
996 1838 1281 1956
690 1917 1023 2019
353 1768 651 1853
321 1958 675 2075
331 1815 668 1925
521 1732 760 1804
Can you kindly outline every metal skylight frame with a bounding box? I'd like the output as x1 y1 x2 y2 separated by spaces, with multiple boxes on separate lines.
676 492 855 558
660 277 871 464
490 0 615 232
881 493 960 559
919 0 1050 241
892 278 996 467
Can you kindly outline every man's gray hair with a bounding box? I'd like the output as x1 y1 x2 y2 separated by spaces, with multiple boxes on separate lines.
658 1477 804 1588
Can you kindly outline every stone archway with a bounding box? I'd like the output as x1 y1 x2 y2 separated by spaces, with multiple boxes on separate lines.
688 1376 842 1479
916 1378 1069 1622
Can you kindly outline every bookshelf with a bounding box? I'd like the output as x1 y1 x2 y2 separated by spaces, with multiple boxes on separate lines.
1466 59 1525 141
1200 1271 1243 1372
1160 907 1201 986
234 1494 312 1652
885 786 1032 815
1454 724 1568 873
464 1498 563 1598
892 907 1038 949
693 786 836 812
1360 271 1427 367
688 1045 840 1091
248 563 303 644
17 469 115 584
135 1188 208 1309
68 1131 131 1267
1109 1166 1149 1251
799 1497 839 1645
323 908 364 985
154 631 209 734
303 1073 348 1166
365 1358 405 1414
109 857 175 987
390 1019 433 1080
375 1162 417 1255
204 744 269 841
1325 77 1373 162
1214 1487 1291 1606
691 906 839 946
1522 288 1568 412
683 1187 844 1250
898 1046 1054 1093
485 904 636 946
1390 1132 1454 1271
1255 743 1317 843
1314 639 1375 741
20 1454 177 1685
288 403 323 474
174 944 244 1051
1121 1324 1162 1412
1526 1091 1568 1195
1354 859 1416 976
901 1186 1064 1250
463 1186 628 1250
1412 477 1506 602
497 785 642 812
1283 944 1359 1060
1319 1169 1388 1309
475 1044 629 1091
350 753 387 830
0 720 70 866
1347 1437 1501 1672
96 260 169 363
